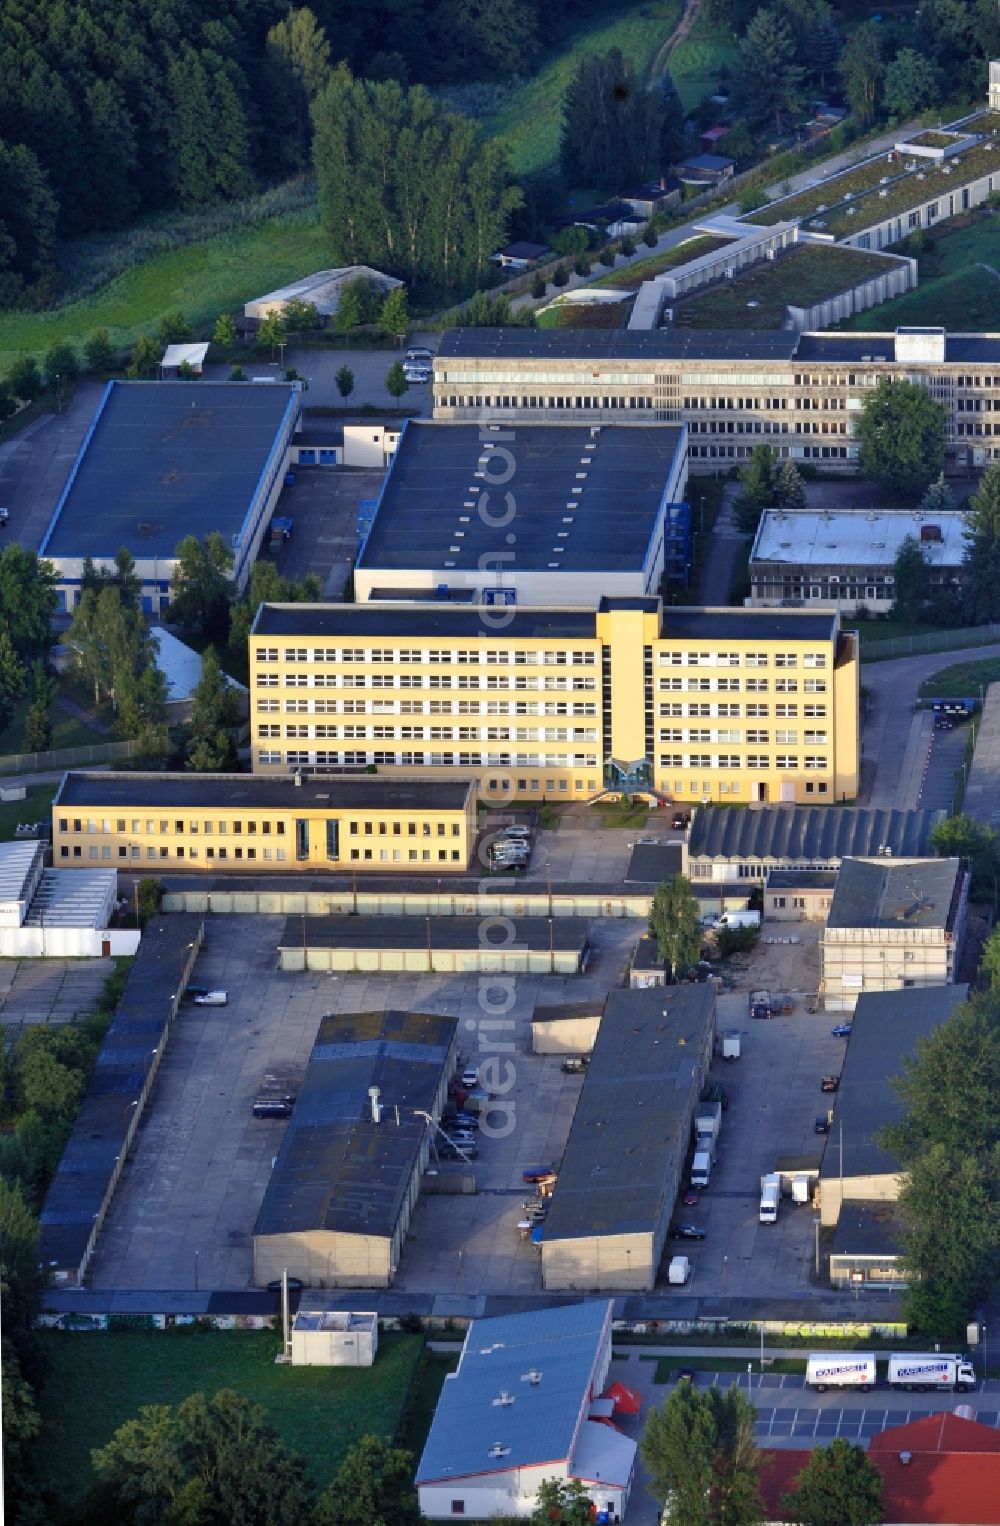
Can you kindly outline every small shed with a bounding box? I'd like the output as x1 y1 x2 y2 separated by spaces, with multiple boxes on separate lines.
630 936 667 988
492 241 552 270
160 343 210 375
291 1309 378 1366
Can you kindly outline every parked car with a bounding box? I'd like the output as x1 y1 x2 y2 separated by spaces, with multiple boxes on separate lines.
192 989 228 1006
821 1075 840 1093
561 1057 589 1073
502 824 531 839
442 1111 479 1129
403 365 430 385
460 1067 480 1088
0 507 8 527
681 1188 700 1207
253 1097 294 1119
442 1129 478 1146
671 1223 706 1240
185 985 210 1000
815 1115 831 1135
404 346 434 364
831 1023 853 1038
671 811 691 829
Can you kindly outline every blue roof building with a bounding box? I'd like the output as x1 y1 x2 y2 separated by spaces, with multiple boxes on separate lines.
416 1300 636 1521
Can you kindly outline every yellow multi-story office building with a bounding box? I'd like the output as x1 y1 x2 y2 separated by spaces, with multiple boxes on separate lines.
51 772 477 873
249 600 859 805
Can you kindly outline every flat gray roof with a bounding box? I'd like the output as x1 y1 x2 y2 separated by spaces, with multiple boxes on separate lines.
437 327 800 362
277 915 590 953
688 806 945 863
54 771 473 812
543 984 715 1242
252 603 599 640
827 856 963 930
625 842 683 883
752 510 967 569
821 984 968 1181
830 1203 904 1259
765 869 838 891
357 421 685 575
40 381 300 561
254 1009 456 1240
660 609 836 642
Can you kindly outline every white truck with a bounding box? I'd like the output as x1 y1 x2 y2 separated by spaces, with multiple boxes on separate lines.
668 1255 691 1286
887 1353 976 1392
712 910 761 931
759 1173 780 1224
690 1150 712 1189
805 1353 876 1392
791 1174 812 1206
694 1099 722 1143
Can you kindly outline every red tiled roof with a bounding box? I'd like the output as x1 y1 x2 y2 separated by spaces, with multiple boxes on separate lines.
761 1414 1000 1525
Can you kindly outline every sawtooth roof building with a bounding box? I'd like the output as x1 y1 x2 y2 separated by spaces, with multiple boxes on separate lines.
416 1300 636 1522
685 806 945 881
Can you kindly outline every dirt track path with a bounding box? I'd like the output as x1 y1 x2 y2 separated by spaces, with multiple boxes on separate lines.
651 0 702 79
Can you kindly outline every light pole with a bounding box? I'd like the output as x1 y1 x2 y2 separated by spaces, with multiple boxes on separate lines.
194 1250 200 1291
722 1254 728 1295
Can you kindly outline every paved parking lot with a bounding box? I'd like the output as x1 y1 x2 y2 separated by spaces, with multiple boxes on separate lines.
0 957 113 1040
498 820 670 888
88 913 643 1292
917 717 970 812
268 464 383 594
0 382 105 553
667 928 832 1300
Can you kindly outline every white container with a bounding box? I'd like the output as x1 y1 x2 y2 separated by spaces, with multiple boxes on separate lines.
690 1150 711 1188
806 1353 876 1391
722 1032 741 1059
668 1255 691 1285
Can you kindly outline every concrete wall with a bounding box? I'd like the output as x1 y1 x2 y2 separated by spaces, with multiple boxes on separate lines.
820 1170 901 1228
279 944 584 975
342 424 401 469
0 926 140 958
542 1229 656 1292
253 1229 394 1288
531 1013 602 1053
764 887 832 921
786 254 917 332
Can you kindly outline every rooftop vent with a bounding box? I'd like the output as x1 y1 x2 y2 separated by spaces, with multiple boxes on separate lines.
899 1451 912 1466
521 1370 543 1385
369 1086 382 1125
488 1444 511 1459
492 1392 515 1407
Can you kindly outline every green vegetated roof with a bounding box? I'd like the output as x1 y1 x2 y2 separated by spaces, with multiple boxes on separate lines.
675 243 900 329
754 117 1000 237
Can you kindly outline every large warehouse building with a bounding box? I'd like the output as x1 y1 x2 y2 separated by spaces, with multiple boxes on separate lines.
685 805 944 883
432 326 1000 472
249 601 859 805
252 1009 457 1287
40 380 302 613
353 419 691 605
541 983 716 1292
51 772 477 874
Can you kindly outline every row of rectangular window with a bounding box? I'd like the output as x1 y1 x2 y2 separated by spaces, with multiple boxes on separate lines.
658 703 826 717
59 817 287 836
259 726 598 741
659 677 827 693
661 652 826 667
258 750 599 767
60 844 461 864
255 674 598 691
256 699 598 715
658 729 828 743
657 754 829 769
256 648 597 666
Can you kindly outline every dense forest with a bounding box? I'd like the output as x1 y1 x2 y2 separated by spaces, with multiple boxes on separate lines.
0 0 607 306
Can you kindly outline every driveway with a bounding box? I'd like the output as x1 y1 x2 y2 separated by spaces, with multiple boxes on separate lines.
0 382 105 552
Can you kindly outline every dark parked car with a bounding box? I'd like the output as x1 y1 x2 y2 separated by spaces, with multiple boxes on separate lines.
671 1223 706 1240
675 1367 696 1383
681 1187 700 1207
671 811 691 830
821 1075 840 1093
439 1141 479 1160
815 1115 831 1135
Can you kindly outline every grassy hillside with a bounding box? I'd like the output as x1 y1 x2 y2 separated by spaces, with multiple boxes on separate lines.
667 11 739 111
484 1 682 177
847 213 1000 332
0 209 328 372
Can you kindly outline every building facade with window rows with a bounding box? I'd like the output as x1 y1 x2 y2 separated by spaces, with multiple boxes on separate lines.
249 601 859 806
432 327 1000 472
51 773 477 874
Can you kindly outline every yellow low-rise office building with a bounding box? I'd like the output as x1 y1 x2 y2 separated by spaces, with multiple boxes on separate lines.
249 599 859 805
52 772 477 873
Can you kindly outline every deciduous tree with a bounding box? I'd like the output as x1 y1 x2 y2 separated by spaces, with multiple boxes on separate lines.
85 328 118 372
386 360 408 399
962 463 1000 622
929 811 1000 902
857 379 947 493
734 444 780 532
884 48 941 117
314 1435 419 1526
0 544 57 661
891 534 930 622
212 313 237 347
335 365 355 400
642 1381 764 1525
561 49 666 192
186 647 239 772
649 875 703 978
839 23 886 125
379 286 409 339
781 1438 882 1526
168 533 234 639
731 8 805 131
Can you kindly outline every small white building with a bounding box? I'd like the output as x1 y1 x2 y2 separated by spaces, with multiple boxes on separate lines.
160 343 209 375
290 1309 377 1366
821 856 967 1012
149 627 247 722
0 841 139 958
243 267 402 323
416 1301 635 1522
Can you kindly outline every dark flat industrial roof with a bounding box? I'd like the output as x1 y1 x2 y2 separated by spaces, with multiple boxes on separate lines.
40 381 300 561
826 855 963 930
820 984 968 1181
688 806 945 863
277 915 590 953
437 327 800 362
38 915 204 1274
254 1010 456 1240
252 603 600 639
54 771 473 812
357 420 685 575
543 984 716 1242
795 332 1000 364
625 842 683 884
830 1203 904 1260
765 869 839 891
661 609 836 642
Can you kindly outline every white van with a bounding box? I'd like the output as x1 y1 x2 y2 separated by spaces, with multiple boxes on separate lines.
690 1150 711 1189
